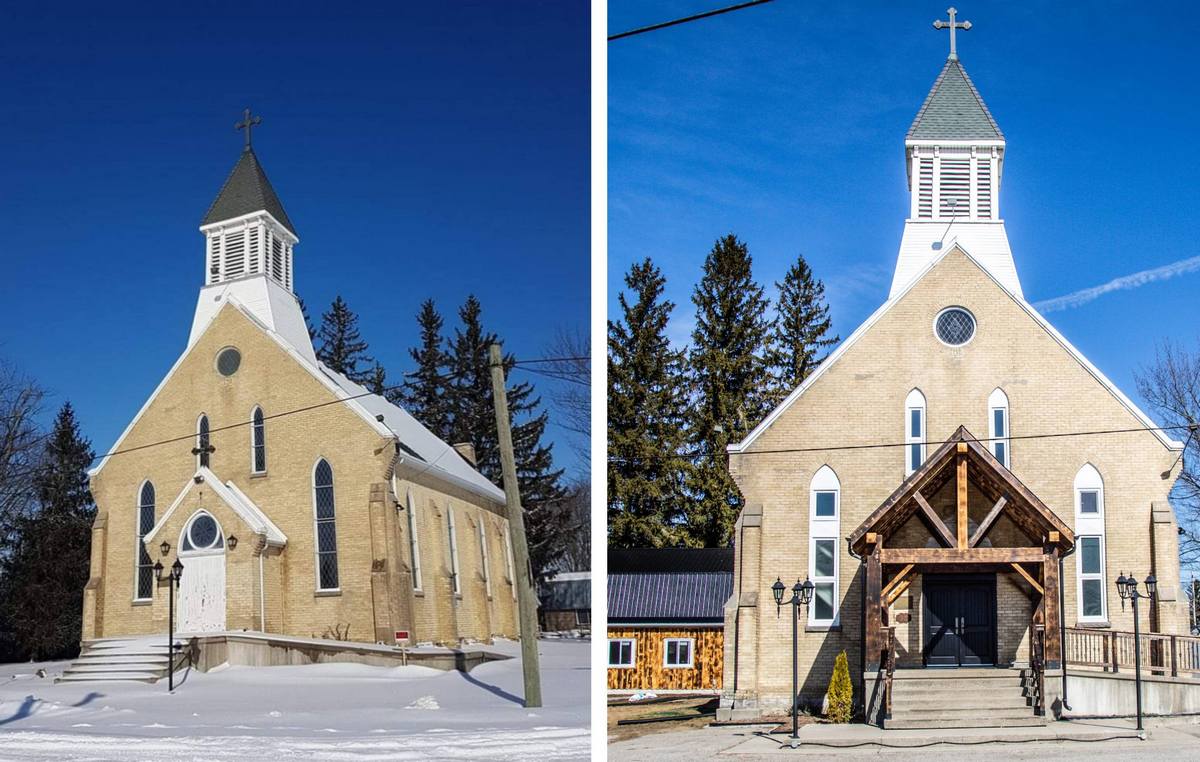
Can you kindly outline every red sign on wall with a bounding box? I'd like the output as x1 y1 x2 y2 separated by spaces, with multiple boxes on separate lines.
395 631 410 643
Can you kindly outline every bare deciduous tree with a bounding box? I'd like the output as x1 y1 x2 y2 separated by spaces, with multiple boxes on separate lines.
540 326 590 470
1137 340 1200 568
0 364 45 552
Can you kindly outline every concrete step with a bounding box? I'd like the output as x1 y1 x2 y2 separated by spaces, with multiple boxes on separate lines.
886 715 1046 730
64 663 168 674
888 695 1032 711
892 668 1022 679
891 705 1035 720
55 671 160 684
75 653 171 663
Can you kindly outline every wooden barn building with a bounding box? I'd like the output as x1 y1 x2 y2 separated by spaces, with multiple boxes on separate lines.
607 548 732 693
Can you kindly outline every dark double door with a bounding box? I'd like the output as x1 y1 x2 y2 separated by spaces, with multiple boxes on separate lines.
923 575 996 667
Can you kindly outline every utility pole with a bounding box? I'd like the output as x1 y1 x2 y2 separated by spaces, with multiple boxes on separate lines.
488 342 542 707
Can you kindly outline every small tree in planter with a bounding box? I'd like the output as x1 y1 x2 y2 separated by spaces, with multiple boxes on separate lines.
825 650 853 723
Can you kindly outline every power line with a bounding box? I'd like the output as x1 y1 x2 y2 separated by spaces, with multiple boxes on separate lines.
608 0 776 41
608 423 1196 463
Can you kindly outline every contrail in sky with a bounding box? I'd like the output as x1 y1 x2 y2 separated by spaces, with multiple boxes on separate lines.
1033 255 1200 313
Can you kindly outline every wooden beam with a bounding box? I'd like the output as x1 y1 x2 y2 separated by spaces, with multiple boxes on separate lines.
882 564 915 599
886 578 912 606
1010 562 1044 595
957 452 968 548
866 532 878 546
1048 531 1060 544
880 547 1047 565
969 496 1008 548
1043 549 1061 669
866 547 883 671
913 492 956 548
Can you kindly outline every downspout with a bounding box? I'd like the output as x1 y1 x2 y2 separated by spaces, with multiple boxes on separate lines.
732 518 743 696
1058 545 1075 712
259 550 266 632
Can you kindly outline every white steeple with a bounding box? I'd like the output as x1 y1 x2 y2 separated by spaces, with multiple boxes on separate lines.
188 111 316 363
890 15 1021 298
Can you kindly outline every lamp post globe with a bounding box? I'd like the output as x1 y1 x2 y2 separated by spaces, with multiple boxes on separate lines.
171 557 184 581
1116 572 1129 599
152 560 164 582
1145 574 1157 598
800 577 815 607
772 578 786 606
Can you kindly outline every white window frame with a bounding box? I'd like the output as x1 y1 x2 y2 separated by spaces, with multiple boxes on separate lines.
250 405 266 474
504 524 517 599
608 638 636 668
905 389 926 476
988 388 1010 468
447 505 461 595
809 536 840 626
575 608 591 627
1076 535 1108 622
403 484 422 592
312 457 339 592
663 637 695 668
133 480 155 601
478 515 492 597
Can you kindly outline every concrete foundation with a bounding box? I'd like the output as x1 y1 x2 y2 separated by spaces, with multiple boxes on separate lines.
1064 669 1200 718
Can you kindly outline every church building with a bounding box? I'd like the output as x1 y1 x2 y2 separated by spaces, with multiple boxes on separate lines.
719 18 1189 727
82 116 519 648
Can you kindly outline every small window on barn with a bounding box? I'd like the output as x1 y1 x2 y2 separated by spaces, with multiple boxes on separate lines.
576 609 591 627
608 638 635 668
663 638 694 668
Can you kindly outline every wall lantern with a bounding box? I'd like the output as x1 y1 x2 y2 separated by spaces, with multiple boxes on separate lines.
227 535 238 551
160 541 170 557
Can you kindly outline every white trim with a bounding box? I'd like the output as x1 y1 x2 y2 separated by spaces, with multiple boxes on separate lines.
1076 534 1108 623
133 479 156 602
933 306 977 347
608 638 636 668
479 514 492 597
143 466 287 547
199 209 298 245
178 509 226 556
809 536 840 626
250 405 266 474
312 458 339 592
905 389 927 477
729 243 1185 454
988 388 1010 468
195 413 210 470
662 637 695 668
504 525 517 599
403 485 423 592
446 504 461 595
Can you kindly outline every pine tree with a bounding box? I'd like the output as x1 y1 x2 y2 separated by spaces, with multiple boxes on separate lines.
607 258 690 548
0 402 95 660
686 234 771 547
445 296 567 577
366 361 392 399
316 296 374 384
297 296 317 341
401 299 452 440
766 254 838 404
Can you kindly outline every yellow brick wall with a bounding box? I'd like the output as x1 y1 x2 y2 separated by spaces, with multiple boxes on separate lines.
726 248 1186 708
85 302 518 647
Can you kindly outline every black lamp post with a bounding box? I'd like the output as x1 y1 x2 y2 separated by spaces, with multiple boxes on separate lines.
154 558 184 692
1116 571 1157 734
772 575 815 744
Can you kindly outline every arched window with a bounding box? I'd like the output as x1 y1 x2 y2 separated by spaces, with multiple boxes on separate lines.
196 414 211 469
479 515 492 597
446 505 461 595
251 406 266 473
988 389 1010 468
135 481 155 600
809 466 840 626
905 389 927 476
180 511 224 553
313 459 339 590
404 485 422 592
1074 464 1106 622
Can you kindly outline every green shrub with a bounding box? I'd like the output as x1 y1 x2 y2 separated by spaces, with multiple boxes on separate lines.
825 650 853 723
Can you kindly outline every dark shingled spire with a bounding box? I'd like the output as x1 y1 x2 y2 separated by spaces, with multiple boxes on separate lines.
201 148 297 236
907 58 1003 141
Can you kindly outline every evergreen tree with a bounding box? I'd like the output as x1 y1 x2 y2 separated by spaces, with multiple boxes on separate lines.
401 299 452 440
686 234 771 547
316 296 374 384
0 402 95 660
446 296 567 577
297 296 317 341
766 254 838 404
607 259 690 548
366 361 394 400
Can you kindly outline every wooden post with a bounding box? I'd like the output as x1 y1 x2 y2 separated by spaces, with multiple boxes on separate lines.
1111 631 1119 673
1042 548 1061 669
488 343 542 707
1171 635 1179 677
956 444 968 549
866 545 883 671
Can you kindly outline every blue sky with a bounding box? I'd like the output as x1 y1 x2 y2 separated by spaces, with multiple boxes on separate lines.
609 2 1200 429
0 1 589 479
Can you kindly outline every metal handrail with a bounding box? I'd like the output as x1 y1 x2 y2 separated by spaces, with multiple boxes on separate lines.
883 626 897 719
1030 624 1046 715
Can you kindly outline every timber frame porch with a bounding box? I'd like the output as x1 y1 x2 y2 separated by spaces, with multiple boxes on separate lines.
849 427 1075 722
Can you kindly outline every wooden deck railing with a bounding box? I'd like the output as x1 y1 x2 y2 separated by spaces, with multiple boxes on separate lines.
1030 624 1046 714
883 626 896 719
1065 627 1200 678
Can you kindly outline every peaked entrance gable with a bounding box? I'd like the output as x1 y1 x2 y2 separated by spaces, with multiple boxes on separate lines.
143 465 288 549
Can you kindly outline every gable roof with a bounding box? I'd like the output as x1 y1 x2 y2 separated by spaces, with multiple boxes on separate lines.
201 148 297 236
907 58 1003 141
846 425 1074 556
539 575 591 611
607 548 733 623
144 466 287 548
730 243 1185 454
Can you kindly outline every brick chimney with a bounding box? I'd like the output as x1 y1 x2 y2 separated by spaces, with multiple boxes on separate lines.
452 442 477 466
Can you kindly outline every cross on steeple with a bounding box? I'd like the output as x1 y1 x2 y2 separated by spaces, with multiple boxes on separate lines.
933 7 971 61
235 107 263 151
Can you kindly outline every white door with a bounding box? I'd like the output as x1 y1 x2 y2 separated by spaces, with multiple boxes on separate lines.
177 512 227 633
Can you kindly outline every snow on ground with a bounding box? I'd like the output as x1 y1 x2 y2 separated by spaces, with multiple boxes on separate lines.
0 638 589 761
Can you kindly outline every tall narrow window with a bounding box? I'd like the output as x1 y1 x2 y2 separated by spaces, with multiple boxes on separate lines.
809 466 841 625
988 388 1010 468
313 459 339 590
135 481 155 600
447 506 461 595
504 525 517 599
1074 464 1106 622
196 414 210 469
404 487 422 592
251 406 266 473
905 389 926 476
479 516 492 597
